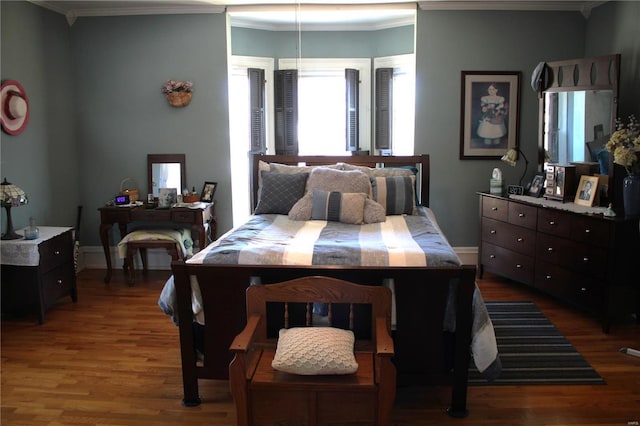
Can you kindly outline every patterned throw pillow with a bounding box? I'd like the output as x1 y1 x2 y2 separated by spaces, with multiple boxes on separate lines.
310 190 367 225
254 171 308 214
271 327 359 375
371 175 416 215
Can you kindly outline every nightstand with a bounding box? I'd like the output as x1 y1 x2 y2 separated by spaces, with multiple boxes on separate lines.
1 227 77 324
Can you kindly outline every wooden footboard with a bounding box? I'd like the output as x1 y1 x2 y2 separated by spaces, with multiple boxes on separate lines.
171 262 475 416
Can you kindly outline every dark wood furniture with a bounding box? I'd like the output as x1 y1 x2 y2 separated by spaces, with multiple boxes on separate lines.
171 154 477 418
478 192 639 332
1 227 77 324
229 276 396 426
98 203 214 283
125 238 183 285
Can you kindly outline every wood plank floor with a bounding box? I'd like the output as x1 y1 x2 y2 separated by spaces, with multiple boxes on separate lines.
2 269 639 425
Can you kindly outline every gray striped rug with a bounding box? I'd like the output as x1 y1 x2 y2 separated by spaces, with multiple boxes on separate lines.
469 301 605 385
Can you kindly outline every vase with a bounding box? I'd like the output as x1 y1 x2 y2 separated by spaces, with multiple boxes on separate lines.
622 174 640 217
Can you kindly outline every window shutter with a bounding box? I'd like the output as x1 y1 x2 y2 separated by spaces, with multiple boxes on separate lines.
375 67 393 150
274 69 298 155
248 68 266 154
345 68 359 152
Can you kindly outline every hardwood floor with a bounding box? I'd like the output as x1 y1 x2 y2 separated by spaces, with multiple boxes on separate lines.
2 269 639 425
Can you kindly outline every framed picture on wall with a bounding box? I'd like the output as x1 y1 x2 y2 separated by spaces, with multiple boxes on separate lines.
459 71 521 160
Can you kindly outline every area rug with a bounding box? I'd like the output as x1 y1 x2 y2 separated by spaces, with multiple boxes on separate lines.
468 300 605 385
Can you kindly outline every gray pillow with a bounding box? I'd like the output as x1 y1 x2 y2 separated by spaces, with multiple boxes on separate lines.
371 175 416 215
254 171 308 215
307 167 372 196
310 190 366 225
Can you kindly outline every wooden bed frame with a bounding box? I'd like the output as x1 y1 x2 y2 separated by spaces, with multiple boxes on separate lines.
171 154 476 417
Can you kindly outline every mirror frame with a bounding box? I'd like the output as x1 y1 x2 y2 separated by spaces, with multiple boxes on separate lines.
147 154 186 198
538 54 621 205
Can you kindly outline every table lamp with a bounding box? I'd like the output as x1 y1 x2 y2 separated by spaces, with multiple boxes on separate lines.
1 178 29 240
501 147 529 194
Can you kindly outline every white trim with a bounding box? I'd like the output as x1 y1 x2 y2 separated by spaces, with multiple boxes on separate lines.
417 1 605 18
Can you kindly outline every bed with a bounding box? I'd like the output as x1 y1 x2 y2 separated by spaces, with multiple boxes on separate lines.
165 154 500 417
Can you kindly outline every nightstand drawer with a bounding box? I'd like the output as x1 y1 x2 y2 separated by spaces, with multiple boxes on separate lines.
171 210 198 223
41 262 75 310
39 232 73 273
131 209 171 221
482 197 508 221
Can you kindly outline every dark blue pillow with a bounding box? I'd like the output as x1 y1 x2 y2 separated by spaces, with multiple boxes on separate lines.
254 172 308 214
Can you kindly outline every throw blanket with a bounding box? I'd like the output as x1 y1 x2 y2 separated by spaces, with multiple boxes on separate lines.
117 228 193 259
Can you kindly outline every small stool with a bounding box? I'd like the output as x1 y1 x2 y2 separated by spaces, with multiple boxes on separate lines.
118 229 192 285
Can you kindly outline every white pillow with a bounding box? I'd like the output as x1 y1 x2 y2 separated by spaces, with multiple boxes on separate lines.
271 327 358 375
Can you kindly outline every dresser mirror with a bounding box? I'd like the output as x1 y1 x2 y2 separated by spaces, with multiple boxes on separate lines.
538 54 620 205
147 154 186 198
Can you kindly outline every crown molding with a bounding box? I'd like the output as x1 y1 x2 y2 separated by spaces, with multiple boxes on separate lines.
417 1 608 18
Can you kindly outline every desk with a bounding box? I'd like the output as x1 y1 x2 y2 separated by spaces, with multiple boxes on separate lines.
1 227 77 324
99 203 214 283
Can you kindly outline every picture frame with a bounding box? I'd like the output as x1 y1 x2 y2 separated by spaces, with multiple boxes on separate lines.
574 175 599 206
459 71 521 160
200 181 217 202
157 187 177 208
527 175 545 197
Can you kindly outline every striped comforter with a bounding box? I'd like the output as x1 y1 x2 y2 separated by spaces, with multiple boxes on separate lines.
188 207 461 267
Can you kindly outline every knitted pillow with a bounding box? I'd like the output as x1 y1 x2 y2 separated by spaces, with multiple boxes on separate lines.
271 327 358 375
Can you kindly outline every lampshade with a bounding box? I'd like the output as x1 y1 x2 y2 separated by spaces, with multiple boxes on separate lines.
1 178 28 240
500 148 529 187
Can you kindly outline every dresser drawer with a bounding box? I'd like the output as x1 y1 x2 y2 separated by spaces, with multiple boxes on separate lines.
566 275 604 314
537 209 571 237
41 262 75 310
481 242 534 285
570 216 609 248
482 197 508 221
508 202 537 229
535 233 607 275
481 217 536 256
534 261 573 299
38 231 73 273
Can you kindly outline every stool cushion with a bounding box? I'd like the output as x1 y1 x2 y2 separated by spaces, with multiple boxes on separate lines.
117 228 193 259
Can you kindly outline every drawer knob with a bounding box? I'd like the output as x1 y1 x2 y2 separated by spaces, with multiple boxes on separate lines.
547 247 554 252
549 221 556 226
57 279 63 285
584 229 591 233
490 255 496 259
518 213 525 218
546 274 552 280
490 230 496 234
583 257 589 263
516 237 524 243
491 207 498 211
54 250 61 255
581 287 587 292
515 264 522 269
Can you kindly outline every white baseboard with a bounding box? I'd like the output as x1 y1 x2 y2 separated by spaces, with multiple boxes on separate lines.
79 245 479 271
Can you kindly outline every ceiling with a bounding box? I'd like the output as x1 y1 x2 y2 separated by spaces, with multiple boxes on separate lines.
28 1 607 29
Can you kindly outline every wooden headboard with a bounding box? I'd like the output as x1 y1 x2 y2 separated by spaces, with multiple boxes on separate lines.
251 154 430 212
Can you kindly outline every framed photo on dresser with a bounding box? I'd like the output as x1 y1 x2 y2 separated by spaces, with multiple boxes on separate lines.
527 175 545 197
574 175 599 206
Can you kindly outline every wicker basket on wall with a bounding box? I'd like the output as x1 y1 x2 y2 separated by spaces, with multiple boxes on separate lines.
166 91 192 107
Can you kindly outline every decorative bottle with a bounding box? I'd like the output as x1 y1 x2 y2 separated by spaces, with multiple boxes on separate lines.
25 217 39 240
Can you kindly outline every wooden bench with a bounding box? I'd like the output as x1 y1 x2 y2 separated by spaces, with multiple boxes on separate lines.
229 276 396 426
125 235 183 285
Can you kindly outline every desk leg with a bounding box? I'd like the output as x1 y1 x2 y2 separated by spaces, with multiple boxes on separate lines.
193 225 206 251
100 223 113 283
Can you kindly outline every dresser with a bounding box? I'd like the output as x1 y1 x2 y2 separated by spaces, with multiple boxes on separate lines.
1 227 77 324
478 192 639 332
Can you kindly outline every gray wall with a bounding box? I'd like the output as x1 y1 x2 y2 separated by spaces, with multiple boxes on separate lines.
1 1 638 251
